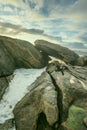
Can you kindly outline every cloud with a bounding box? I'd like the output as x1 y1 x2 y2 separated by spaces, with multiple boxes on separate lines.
67 42 86 49
0 22 43 35
77 33 87 43
21 28 44 34
0 0 87 48
0 21 62 43
0 0 87 22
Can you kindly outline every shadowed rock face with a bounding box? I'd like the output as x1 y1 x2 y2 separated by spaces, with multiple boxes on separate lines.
77 56 87 66
13 61 87 130
0 75 12 100
0 36 48 77
0 77 9 100
34 40 79 65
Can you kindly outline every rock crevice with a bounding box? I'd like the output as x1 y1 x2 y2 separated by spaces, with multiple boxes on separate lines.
13 61 87 130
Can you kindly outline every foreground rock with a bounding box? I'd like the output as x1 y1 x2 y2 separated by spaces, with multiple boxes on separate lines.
13 61 87 130
35 40 79 65
0 36 47 77
14 72 58 130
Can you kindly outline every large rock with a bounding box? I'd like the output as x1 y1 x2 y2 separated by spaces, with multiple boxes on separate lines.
13 72 58 130
0 36 47 77
13 60 87 130
34 40 79 65
46 62 87 122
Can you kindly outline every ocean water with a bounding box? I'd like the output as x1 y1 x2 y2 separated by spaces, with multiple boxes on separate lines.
0 68 45 124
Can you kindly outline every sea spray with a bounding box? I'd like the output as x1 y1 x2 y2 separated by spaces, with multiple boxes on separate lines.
0 68 45 124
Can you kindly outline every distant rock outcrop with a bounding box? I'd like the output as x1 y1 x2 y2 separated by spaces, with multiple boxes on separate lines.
77 56 87 66
13 61 87 130
0 36 48 77
34 40 79 65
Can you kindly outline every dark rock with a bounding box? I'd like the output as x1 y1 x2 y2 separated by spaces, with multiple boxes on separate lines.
0 119 15 130
0 75 12 100
0 36 47 77
46 61 87 121
58 125 68 130
34 40 79 65
83 117 87 128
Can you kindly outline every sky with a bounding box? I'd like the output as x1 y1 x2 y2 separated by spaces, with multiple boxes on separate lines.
0 0 87 51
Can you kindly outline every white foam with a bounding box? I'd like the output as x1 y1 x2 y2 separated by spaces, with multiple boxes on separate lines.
70 76 75 84
0 68 45 124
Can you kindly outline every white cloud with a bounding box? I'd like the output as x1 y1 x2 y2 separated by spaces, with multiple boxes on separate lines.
0 0 25 8
0 0 87 47
3 6 13 12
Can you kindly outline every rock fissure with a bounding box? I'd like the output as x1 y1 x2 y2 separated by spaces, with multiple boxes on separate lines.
49 73 63 129
46 63 64 129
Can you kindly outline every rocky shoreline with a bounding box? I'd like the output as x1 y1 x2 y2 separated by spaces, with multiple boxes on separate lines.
0 35 87 130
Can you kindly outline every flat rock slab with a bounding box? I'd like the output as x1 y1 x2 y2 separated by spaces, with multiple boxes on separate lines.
35 40 79 65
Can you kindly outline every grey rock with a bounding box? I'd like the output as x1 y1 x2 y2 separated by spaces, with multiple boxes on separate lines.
13 72 58 130
34 40 79 65
0 36 48 77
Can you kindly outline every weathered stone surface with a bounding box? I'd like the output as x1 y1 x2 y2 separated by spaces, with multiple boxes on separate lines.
34 40 79 65
0 36 47 77
46 61 87 121
13 72 58 130
13 60 87 130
